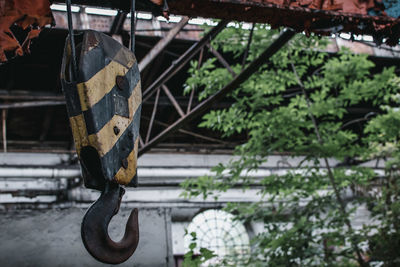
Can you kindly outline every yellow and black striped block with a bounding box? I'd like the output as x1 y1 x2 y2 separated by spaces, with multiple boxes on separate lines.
61 30 141 190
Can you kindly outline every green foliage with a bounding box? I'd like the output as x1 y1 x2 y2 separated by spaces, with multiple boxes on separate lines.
183 232 217 267
181 23 400 266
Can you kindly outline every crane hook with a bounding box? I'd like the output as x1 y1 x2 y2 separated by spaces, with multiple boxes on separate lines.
81 181 139 264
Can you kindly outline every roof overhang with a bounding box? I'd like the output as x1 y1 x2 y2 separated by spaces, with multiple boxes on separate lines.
66 0 400 45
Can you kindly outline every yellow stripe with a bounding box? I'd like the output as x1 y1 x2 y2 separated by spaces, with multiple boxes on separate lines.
87 82 141 157
69 111 139 185
69 114 89 155
114 137 139 185
77 59 135 111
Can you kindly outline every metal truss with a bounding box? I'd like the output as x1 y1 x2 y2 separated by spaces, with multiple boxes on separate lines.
0 20 294 154
138 21 296 156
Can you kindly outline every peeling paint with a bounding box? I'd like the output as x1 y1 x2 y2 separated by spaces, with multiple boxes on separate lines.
168 0 400 46
0 0 54 62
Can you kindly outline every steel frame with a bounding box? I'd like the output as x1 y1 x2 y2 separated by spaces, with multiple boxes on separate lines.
138 16 190 71
0 22 295 154
138 27 296 156
142 21 229 103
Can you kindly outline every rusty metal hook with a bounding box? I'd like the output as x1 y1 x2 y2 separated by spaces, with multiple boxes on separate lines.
81 182 139 264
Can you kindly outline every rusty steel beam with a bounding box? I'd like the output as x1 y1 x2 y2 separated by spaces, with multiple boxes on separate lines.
207 44 236 77
186 82 195 113
2 109 7 153
0 91 64 101
136 41 180 58
138 16 190 71
0 100 65 109
138 28 296 156
109 11 127 35
142 116 232 145
161 85 185 117
187 48 204 113
145 87 160 143
141 52 165 90
142 20 229 102
242 23 255 68
139 135 145 148
69 0 161 13
167 0 400 46
68 0 399 45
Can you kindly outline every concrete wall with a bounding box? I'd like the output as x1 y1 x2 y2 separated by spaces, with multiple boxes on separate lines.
0 208 173 267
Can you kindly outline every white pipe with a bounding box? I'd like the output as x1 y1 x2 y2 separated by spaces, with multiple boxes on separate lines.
0 167 81 178
0 152 71 166
137 168 272 178
0 167 272 179
0 194 57 203
0 167 385 179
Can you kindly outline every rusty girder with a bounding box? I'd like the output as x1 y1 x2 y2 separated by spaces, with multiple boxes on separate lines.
54 1 400 45
167 0 400 45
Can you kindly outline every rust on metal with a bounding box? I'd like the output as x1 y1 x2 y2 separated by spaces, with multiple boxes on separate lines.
116 75 129 91
61 30 142 188
168 0 400 45
113 126 120 135
138 16 190 71
81 182 139 264
0 0 54 62
121 158 129 169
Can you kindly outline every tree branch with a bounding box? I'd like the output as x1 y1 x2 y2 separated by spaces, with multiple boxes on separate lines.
289 60 368 267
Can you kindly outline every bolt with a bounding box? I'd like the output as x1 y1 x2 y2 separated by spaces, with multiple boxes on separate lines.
121 158 128 169
116 75 128 91
113 126 120 135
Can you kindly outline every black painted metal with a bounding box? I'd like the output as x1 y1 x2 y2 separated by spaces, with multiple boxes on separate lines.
81 182 139 264
61 30 142 264
66 0 78 82
61 30 141 189
131 0 135 53
109 11 127 35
